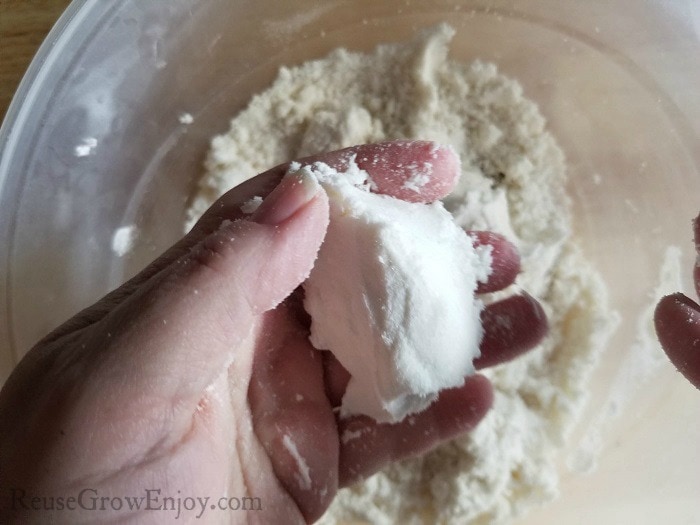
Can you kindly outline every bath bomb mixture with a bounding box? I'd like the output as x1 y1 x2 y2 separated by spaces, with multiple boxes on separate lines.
296 159 489 423
188 24 617 525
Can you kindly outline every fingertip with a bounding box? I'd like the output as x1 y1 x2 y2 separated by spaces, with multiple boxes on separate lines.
654 292 700 389
654 292 700 334
475 293 548 370
279 140 460 203
250 169 323 226
353 140 460 203
655 292 685 320
469 231 521 293
191 169 285 233
433 374 493 433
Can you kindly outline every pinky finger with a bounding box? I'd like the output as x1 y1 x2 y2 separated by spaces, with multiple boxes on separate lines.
337 375 493 487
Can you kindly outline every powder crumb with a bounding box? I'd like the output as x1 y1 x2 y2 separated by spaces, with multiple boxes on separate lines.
179 112 194 125
240 196 263 214
282 435 312 491
74 137 98 157
111 225 137 257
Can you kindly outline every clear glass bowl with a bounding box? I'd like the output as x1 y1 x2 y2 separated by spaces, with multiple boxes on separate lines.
1 0 699 522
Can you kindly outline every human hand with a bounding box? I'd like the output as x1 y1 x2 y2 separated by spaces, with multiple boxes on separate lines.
655 213 700 389
0 141 547 524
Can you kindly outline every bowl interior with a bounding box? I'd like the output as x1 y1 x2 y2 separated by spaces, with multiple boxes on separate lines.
1 1 699 523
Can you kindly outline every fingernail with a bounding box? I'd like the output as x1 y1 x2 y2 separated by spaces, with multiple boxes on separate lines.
251 169 320 225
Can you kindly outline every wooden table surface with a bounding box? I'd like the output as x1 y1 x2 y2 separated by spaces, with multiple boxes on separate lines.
0 0 72 123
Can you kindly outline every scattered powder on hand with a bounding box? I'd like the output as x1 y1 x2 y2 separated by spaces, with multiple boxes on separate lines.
298 158 489 423
187 24 617 525
401 162 433 193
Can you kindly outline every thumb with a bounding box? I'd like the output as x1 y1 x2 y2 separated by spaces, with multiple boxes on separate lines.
87 170 329 405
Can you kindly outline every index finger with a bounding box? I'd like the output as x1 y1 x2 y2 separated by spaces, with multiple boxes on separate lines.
298 140 460 203
42 141 457 345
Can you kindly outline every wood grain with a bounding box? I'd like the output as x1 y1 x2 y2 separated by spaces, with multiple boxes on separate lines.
0 0 72 122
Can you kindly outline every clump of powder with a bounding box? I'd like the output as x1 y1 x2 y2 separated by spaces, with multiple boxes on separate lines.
187 24 617 525
297 157 489 423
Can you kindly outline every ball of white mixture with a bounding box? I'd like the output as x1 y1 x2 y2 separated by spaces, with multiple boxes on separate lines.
302 160 490 423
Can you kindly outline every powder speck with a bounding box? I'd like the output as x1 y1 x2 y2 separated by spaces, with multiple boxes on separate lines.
111 225 137 257
179 112 194 125
74 137 98 157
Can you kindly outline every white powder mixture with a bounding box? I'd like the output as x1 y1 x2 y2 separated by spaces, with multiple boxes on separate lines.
298 159 489 423
187 24 617 525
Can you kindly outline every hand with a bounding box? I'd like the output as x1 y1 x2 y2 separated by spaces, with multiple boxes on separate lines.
0 141 547 524
655 212 700 389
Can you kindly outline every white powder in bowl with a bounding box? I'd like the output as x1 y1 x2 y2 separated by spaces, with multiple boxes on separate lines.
187 24 617 525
